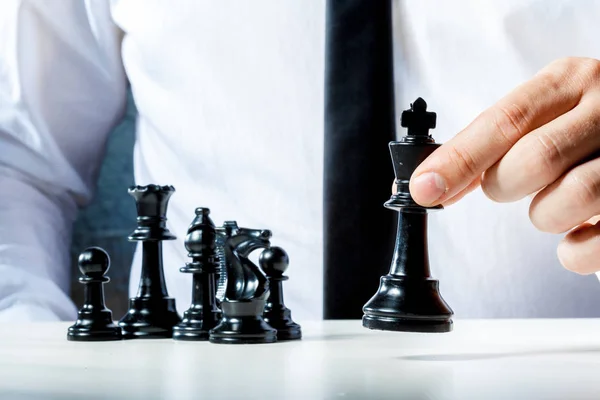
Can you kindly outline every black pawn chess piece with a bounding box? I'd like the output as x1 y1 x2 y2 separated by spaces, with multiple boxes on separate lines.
173 208 221 341
362 98 453 333
259 246 301 340
67 247 122 341
209 222 276 344
119 184 181 338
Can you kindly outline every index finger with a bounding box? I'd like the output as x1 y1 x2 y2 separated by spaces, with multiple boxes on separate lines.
408 59 585 207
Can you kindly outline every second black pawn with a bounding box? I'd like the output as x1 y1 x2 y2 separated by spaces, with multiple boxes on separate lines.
67 247 122 341
259 246 301 340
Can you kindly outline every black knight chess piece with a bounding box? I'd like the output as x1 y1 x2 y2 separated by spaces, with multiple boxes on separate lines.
362 98 454 333
67 247 122 341
209 221 276 344
119 185 181 338
259 246 301 340
173 208 221 341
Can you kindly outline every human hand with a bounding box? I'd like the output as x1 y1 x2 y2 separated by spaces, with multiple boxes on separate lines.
408 57 600 275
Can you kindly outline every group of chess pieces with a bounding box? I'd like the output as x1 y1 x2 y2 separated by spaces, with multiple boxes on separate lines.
67 186 300 344
67 98 455 344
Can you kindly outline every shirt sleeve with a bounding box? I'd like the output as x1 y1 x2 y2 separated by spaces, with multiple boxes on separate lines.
0 0 128 321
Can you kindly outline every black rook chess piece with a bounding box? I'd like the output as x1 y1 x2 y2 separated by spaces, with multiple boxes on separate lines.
173 207 221 341
259 246 301 340
119 184 181 339
67 247 122 341
362 98 454 333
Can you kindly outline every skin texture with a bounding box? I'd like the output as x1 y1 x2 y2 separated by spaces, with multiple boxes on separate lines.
408 57 600 275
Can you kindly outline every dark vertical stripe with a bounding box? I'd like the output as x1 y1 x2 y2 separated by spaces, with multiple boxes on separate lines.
323 0 397 319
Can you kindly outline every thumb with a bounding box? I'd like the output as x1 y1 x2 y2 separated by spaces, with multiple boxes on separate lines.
408 135 485 206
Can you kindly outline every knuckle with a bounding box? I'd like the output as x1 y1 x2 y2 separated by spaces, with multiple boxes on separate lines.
579 58 600 81
446 145 480 179
535 67 567 91
569 171 600 209
549 57 600 92
540 71 573 100
538 57 590 94
555 56 582 70
592 96 600 119
488 104 529 144
546 56 584 75
531 133 563 178
587 103 600 131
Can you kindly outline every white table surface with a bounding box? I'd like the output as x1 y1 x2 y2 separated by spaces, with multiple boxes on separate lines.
1 319 599 399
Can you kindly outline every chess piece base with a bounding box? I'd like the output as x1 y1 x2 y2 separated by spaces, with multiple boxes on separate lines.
362 315 452 333
209 300 277 344
119 297 181 339
67 324 123 341
362 275 453 333
172 308 220 341
264 309 302 341
271 324 301 341
172 324 209 341
67 310 122 341
209 318 277 344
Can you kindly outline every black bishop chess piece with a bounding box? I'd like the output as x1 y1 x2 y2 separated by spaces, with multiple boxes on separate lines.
362 98 454 333
209 221 276 344
259 246 301 341
67 247 122 341
119 184 181 339
173 207 221 341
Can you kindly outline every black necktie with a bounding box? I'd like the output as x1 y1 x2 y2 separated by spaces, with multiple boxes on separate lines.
323 0 397 319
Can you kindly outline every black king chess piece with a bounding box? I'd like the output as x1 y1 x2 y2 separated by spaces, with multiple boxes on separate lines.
259 246 301 340
119 185 181 338
173 208 221 341
362 98 454 333
209 221 276 344
67 247 122 341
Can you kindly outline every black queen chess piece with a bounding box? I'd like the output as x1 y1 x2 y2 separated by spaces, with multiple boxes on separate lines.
259 246 301 341
67 247 122 341
209 221 277 344
362 98 454 333
172 208 221 341
119 185 181 338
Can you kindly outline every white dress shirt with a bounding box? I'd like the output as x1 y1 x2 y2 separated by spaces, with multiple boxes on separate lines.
1 0 600 323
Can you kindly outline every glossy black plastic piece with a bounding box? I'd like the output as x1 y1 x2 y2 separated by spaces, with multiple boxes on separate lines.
173 208 221 341
259 246 301 340
208 300 277 344
363 98 453 333
67 247 123 341
385 98 442 212
119 185 181 339
209 222 276 344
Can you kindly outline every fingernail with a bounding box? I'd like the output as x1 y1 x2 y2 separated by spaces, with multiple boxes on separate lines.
411 172 447 205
